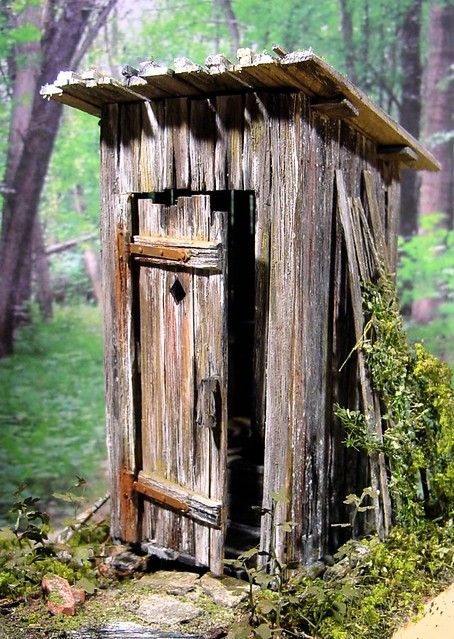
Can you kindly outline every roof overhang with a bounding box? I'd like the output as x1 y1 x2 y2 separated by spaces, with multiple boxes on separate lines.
41 48 439 172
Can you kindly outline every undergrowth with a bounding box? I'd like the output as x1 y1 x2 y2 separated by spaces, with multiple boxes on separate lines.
0 482 110 602
278 520 454 639
229 272 454 639
0 304 106 525
336 274 454 526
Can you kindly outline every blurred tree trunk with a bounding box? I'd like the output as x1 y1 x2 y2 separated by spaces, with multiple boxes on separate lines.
73 183 102 305
217 0 240 54
0 0 116 358
34 218 53 320
413 2 454 324
399 0 422 238
338 0 357 84
84 249 102 305
2 3 41 325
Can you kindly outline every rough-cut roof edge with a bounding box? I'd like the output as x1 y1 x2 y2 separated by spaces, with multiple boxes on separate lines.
41 48 439 172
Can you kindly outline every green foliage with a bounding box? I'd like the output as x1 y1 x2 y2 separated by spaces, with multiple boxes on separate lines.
230 511 454 638
40 108 100 302
336 274 454 526
0 483 109 601
279 521 454 639
225 489 296 639
398 214 454 368
0 305 106 524
332 487 379 537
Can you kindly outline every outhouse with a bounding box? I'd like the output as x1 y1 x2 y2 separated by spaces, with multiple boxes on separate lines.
42 49 438 575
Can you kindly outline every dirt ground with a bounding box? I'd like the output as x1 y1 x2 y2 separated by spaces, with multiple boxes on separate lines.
392 582 454 639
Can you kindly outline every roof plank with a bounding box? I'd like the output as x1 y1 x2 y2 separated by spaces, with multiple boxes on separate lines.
40 49 439 171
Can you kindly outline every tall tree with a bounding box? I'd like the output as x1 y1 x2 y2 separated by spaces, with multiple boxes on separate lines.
338 0 357 83
217 0 240 54
413 1 454 324
419 2 454 228
0 0 116 358
399 0 423 237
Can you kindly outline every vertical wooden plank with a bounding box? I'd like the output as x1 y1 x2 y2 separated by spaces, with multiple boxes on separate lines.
189 98 216 191
119 103 142 193
260 93 301 566
140 100 171 192
327 120 354 549
362 170 389 269
100 103 139 542
244 92 272 441
296 108 336 564
384 161 400 274
191 195 227 575
167 97 190 189
138 201 170 547
214 94 244 190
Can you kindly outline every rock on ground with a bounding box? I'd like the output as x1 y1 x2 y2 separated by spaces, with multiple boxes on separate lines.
41 574 85 616
134 593 202 625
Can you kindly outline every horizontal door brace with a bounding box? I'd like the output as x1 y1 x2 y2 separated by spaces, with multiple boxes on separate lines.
129 235 223 271
134 471 223 528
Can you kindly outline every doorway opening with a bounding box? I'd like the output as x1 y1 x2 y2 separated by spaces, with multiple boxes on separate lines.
131 189 264 558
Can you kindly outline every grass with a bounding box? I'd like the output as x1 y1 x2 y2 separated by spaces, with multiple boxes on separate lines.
0 304 107 524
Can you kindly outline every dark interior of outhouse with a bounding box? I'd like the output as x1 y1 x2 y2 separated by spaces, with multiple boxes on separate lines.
132 190 264 555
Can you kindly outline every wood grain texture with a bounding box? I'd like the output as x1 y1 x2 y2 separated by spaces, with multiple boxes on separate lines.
100 93 402 570
297 108 337 563
166 97 190 189
137 195 227 574
189 99 216 191
260 93 301 566
215 94 244 189
100 103 139 542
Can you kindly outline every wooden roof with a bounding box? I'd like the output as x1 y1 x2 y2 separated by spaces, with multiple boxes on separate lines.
41 48 439 172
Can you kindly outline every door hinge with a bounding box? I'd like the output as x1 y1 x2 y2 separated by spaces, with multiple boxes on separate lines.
129 243 190 263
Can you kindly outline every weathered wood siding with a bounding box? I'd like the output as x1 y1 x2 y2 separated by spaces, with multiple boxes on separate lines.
100 91 401 566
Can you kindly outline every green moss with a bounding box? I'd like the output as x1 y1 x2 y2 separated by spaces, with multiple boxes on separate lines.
275 521 454 639
336 274 454 525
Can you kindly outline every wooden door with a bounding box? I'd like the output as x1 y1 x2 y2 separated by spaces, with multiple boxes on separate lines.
131 194 227 574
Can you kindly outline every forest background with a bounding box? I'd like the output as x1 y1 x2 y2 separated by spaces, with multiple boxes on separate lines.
0 0 453 524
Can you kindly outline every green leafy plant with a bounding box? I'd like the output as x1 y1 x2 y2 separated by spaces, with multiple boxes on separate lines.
0 481 109 601
226 489 296 639
332 487 378 538
336 273 454 527
278 520 454 639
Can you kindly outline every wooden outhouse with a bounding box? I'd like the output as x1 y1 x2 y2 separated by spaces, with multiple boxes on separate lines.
42 49 438 575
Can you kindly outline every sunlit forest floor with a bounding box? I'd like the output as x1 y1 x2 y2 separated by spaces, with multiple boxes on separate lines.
0 305 107 526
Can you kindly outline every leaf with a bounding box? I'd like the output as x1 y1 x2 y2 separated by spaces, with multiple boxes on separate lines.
254 624 272 639
254 572 273 588
227 622 252 639
240 546 259 560
258 599 276 614
76 576 97 594
53 492 85 503
343 494 360 506
72 546 92 563
279 521 296 532
271 487 288 503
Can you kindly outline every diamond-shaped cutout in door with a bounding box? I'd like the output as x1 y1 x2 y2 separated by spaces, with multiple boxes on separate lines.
169 277 186 304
